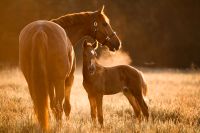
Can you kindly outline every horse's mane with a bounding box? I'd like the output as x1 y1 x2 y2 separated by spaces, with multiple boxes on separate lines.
51 11 110 28
51 12 93 28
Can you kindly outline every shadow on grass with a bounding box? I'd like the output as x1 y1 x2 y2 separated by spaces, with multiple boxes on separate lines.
151 108 182 124
151 108 200 127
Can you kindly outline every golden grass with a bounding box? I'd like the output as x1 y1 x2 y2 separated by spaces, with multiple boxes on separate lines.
0 67 200 133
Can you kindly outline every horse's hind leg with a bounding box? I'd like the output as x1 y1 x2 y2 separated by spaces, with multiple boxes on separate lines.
123 88 141 121
24 73 39 117
63 73 73 118
54 79 65 122
64 57 75 118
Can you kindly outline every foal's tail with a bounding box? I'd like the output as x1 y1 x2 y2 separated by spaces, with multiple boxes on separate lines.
139 72 147 96
139 71 150 105
31 29 49 132
134 71 149 119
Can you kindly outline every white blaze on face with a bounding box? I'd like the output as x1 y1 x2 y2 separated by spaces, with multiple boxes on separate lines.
89 49 96 66
88 60 96 75
89 50 96 75
91 59 95 66
91 50 95 55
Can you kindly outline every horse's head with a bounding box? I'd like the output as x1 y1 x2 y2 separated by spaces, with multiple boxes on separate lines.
90 6 121 52
83 40 98 75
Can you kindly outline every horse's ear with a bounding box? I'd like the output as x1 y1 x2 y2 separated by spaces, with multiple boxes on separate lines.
98 5 105 14
101 5 105 13
83 40 88 48
92 41 98 50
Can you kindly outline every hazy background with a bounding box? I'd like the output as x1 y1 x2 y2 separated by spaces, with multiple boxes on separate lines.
0 0 200 68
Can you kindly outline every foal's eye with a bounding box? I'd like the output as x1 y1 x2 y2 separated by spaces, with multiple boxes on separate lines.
103 23 108 27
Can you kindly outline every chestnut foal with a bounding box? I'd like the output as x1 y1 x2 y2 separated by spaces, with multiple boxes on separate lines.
82 41 149 126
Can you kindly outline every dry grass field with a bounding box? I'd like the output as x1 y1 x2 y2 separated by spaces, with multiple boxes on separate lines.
0 67 200 133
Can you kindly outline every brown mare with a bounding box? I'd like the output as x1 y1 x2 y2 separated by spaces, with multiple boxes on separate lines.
19 6 121 131
82 41 149 126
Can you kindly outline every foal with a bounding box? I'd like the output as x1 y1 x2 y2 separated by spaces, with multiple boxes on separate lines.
82 41 149 126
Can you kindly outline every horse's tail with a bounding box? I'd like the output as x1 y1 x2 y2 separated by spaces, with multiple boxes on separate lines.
31 29 49 132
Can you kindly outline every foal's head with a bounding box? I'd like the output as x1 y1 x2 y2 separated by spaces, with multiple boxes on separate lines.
91 6 121 52
83 40 98 75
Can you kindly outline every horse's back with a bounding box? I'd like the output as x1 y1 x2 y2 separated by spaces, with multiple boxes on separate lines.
19 20 73 81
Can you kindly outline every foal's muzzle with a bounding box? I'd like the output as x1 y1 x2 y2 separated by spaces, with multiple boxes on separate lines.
88 65 95 75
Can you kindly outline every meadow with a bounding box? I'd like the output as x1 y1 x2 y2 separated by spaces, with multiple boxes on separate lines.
0 67 200 133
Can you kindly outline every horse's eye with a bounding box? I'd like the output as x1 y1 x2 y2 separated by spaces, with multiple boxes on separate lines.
103 23 108 27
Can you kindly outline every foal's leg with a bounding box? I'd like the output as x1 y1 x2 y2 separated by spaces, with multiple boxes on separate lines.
54 79 65 122
134 94 149 120
64 58 75 118
123 89 141 121
88 94 97 122
96 95 103 126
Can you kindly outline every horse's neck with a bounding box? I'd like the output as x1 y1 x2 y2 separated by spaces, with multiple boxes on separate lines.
66 23 89 45
52 13 93 46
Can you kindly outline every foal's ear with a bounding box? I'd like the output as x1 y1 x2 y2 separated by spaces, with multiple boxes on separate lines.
83 40 88 48
92 41 98 50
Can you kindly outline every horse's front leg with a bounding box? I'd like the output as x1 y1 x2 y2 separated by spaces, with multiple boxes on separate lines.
96 95 103 127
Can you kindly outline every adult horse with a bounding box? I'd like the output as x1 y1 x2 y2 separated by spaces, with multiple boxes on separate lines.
19 6 121 131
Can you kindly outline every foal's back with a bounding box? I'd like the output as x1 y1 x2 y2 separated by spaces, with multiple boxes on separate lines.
103 65 142 88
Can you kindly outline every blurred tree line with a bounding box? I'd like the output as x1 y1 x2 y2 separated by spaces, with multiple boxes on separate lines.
0 0 199 68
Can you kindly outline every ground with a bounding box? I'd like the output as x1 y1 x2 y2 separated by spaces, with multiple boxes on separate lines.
0 67 200 133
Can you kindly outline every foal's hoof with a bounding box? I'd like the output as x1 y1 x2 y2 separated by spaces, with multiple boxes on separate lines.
100 124 104 128
65 116 70 121
145 116 149 122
